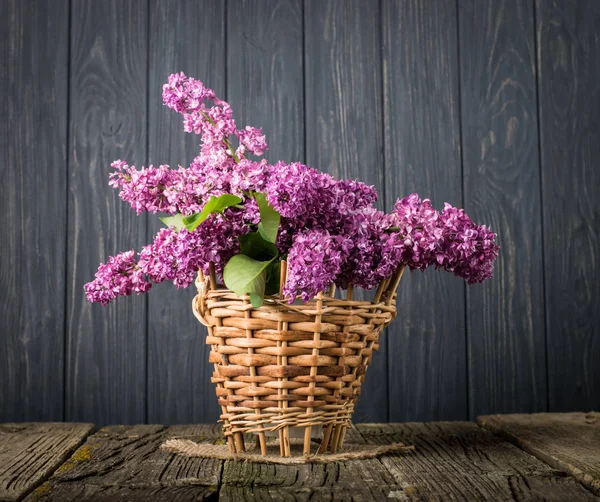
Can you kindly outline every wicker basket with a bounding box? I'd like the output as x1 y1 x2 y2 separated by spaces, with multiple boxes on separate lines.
192 262 405 457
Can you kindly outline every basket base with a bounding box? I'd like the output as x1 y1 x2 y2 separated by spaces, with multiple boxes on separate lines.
265 426 323 440
162 435 414 463
225 422 349 457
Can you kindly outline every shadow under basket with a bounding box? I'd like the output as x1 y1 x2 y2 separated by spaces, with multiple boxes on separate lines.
192 262 405 457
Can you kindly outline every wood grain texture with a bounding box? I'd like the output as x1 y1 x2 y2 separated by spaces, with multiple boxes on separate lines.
0 422 94 501
66 0 148 424
146 0 225 425
479 412 600 496
358 422 599 501
459 0 547 417
27 484 218 502
304 0 387 422
537 0 600 412
227 0 304 164
0 0 69 422
382 0 467 422
217 426 404 500
26 424 223 501
220 458 401 501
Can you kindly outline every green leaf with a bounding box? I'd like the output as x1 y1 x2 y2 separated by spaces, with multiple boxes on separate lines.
254 192 280 243
249 293 263 308
223 254 275 301
264 261 281 296
160 213 186 230
183 194 243 232
239 232 279 261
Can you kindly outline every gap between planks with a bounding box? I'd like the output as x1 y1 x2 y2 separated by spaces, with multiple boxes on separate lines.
478 412 600 497
0 423 95 502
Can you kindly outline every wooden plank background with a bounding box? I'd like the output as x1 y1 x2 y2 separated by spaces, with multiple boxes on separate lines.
1 0 598 425
382 0 467 422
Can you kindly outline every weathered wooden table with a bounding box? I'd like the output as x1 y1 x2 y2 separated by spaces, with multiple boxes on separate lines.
1 413 599 501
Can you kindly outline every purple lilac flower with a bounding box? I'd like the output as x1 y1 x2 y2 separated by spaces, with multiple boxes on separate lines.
229 159 270 194
85 209 250 305
283 230 352 302
161 72 216 114
336 207 402 290
275 217 303 256
163 73 241 166
84 250 151 306
162 73 269 165
330 179 378 213
190 100 236 141
139 210 249 288
264 162 323 218
436 203 499 283
389 194 499 283
391 194 442 271
184 102 237 167
236 126 268 156
263 164 377 235
109 160 172 214
108 160 217 216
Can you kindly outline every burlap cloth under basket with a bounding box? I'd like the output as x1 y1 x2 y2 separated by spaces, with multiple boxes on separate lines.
192 262 406 458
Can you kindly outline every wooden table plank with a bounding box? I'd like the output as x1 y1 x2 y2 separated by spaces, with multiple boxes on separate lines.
479 412 600 496
219 458 403 501
27 484 218 502
358 422 598 501
218 424 403 501
25 425 223 501
0 423 94 502
15 418 600 500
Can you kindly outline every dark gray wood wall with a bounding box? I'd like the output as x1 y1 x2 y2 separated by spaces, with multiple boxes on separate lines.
1 0 598 425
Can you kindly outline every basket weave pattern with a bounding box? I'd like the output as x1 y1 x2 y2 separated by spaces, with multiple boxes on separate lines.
192 263 405 457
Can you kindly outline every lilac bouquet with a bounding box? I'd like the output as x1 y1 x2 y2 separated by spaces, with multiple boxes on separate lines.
85 73 499 307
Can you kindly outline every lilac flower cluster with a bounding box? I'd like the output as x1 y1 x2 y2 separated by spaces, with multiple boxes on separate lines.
281 193 499 300
138 210 248 288
84 250 151 306
391 193 442 271
86 73 498 306
162 72 267 159
86 210 249 305
282 230 352 302
436 203 499 284
390 194 499 283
